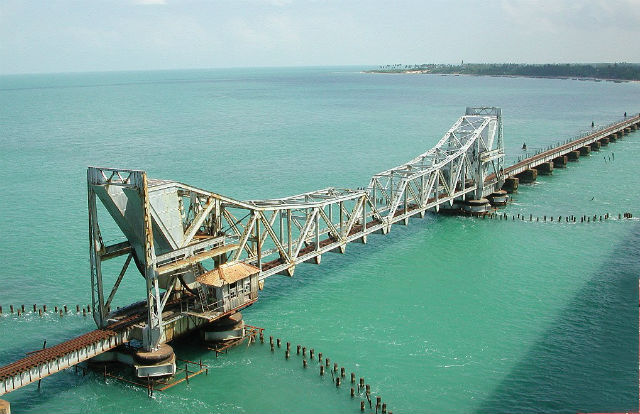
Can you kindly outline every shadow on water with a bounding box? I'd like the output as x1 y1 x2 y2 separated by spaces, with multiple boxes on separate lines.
476 223 639 414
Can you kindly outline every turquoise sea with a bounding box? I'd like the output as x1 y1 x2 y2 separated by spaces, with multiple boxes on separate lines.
0 67 639 413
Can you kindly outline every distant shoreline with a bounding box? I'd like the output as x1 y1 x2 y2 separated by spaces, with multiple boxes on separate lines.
363 71 639 84
364 63 640 83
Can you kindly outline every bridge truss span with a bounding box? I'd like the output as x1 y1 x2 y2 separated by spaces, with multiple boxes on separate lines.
87 107 505 351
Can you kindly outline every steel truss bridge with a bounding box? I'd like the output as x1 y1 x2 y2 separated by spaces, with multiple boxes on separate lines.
86 107 505 351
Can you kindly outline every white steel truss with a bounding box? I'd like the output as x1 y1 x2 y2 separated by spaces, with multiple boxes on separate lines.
87 107 504 351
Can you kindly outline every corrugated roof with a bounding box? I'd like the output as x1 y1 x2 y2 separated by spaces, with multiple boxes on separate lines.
196 262 259 287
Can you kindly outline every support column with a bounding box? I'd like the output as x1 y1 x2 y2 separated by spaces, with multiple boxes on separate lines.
141 172 163 352
599 137 609 146
553 156 567 168
589 141 601 151
579 146 591 156
502 177 519 193
516 168 537 184
567 150 580 161
534 162 553 175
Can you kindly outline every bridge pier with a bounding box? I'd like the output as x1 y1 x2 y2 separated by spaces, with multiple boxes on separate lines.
314 255 322 264
553 156 568 168
359 235 368 244
624 127 632 134
0 399 9 414
516 168 537 184
632 124 638 130
462 199 490 215
487 190 508 206
579 146 591 156
599 137 609 146
589 141 601 151
534 162 553 175
567 150 580 161
608 134 617 142
502 177 519 193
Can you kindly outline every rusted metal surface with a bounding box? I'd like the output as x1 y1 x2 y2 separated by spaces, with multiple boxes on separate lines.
85 107 505 353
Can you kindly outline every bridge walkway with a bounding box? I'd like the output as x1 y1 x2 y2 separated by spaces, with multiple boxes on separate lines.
504 114 640 178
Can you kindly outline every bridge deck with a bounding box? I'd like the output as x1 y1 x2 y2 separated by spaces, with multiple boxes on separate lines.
504 115 640 177
2 111 637 399
0 316 139 396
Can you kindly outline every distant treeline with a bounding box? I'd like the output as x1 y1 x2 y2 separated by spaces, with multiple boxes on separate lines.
368 63 640 81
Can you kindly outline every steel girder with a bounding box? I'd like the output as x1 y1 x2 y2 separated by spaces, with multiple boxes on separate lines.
86 107 504 351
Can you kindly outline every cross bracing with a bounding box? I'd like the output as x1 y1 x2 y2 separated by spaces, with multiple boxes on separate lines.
87 107 504 351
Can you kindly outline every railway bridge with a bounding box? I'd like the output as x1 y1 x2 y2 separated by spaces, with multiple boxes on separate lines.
1 108 638 404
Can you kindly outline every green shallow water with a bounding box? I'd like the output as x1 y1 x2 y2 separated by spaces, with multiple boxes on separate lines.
0 67 638 413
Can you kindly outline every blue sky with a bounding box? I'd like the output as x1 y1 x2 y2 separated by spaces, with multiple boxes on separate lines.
1 0 639 74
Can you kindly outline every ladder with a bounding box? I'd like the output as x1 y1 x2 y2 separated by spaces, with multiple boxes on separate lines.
196 284 208 312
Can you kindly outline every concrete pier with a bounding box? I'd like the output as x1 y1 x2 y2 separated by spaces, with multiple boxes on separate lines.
579 146 591 156
462 198 490 215
599 137 609 146
567 150 580 161
487 190 508 206
502 177 519 193
516 168 537 183
589 141 601 151
553 155 567 168
534 162 553 175
609 133 617 142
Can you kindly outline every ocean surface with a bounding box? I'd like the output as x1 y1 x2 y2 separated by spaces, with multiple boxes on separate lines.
0 67 638 413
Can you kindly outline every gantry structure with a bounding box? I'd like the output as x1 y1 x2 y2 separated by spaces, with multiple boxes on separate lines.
87 107 505 351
